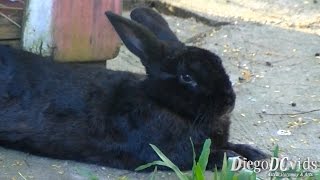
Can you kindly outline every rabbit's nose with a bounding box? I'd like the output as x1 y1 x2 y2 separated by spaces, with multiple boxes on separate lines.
226 104 235 114
221 98 235 115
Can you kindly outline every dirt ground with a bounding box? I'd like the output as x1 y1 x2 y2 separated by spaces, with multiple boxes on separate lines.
1 0 319 179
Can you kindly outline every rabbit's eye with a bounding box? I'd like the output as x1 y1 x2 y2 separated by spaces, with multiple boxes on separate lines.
180 74 197 87
181 74 192 82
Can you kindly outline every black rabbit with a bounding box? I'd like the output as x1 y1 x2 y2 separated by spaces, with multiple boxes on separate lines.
0 7 268 170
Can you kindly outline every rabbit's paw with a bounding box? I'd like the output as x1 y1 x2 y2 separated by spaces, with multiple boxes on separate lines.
227 143 270 161
207 149 241 169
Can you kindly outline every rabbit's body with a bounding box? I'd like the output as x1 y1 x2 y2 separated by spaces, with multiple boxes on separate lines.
0 8 268 170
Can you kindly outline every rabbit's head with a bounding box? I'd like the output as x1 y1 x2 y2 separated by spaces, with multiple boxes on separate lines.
106 8 235 124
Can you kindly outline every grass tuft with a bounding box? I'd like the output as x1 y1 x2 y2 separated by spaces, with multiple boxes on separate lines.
136 138 258 180
136 140 320 180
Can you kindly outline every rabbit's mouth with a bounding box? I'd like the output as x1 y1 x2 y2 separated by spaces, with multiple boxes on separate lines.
218 98 235 117
190 103 232 132
222 103 235 115
205 88 236 113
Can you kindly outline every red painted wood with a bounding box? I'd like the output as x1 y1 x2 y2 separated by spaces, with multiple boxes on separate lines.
52 0 121 62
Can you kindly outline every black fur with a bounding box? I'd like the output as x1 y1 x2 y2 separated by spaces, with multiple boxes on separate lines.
0 8 268 170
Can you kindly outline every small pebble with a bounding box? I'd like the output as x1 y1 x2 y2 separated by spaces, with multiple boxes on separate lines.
277 129 292 136
238 77 245 83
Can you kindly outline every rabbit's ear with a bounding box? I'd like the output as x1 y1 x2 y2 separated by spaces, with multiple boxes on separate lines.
106 11 169 76
130 7 182 45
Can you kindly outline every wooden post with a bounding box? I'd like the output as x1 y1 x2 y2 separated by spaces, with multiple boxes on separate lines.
22 0 122 62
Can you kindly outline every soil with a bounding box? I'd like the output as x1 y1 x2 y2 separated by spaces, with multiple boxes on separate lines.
1 0 319 179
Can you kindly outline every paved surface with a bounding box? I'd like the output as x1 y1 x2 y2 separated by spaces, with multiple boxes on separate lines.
1 1 319 179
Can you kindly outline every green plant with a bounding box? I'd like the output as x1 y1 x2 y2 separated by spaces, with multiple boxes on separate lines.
136 138 258 180
270 145 320 180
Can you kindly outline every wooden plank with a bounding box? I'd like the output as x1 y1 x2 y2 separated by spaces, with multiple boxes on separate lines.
0 0 23 41
0 21 21 39
22 0 122 62
52 0 122 62
0 39 20 48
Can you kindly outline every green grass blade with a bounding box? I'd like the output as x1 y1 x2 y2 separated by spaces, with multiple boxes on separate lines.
226 157 237 178
117 176 128 180
190 138 196 162
273 145 279 158
220 153 228 180
150 166 158 180
190 137 197 178
232 174 239 180
237 168 256 180
198 139 211 172
249 171 256 180
135 160 167 171
195 163 205 180
213 166 219 180
311 172 320 180
149 144 188 180
271 144 280 175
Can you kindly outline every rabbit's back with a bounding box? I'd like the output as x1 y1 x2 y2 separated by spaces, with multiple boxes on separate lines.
0 45 159 168
0 45 143 108
0 46 193 169
0 45 146 138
